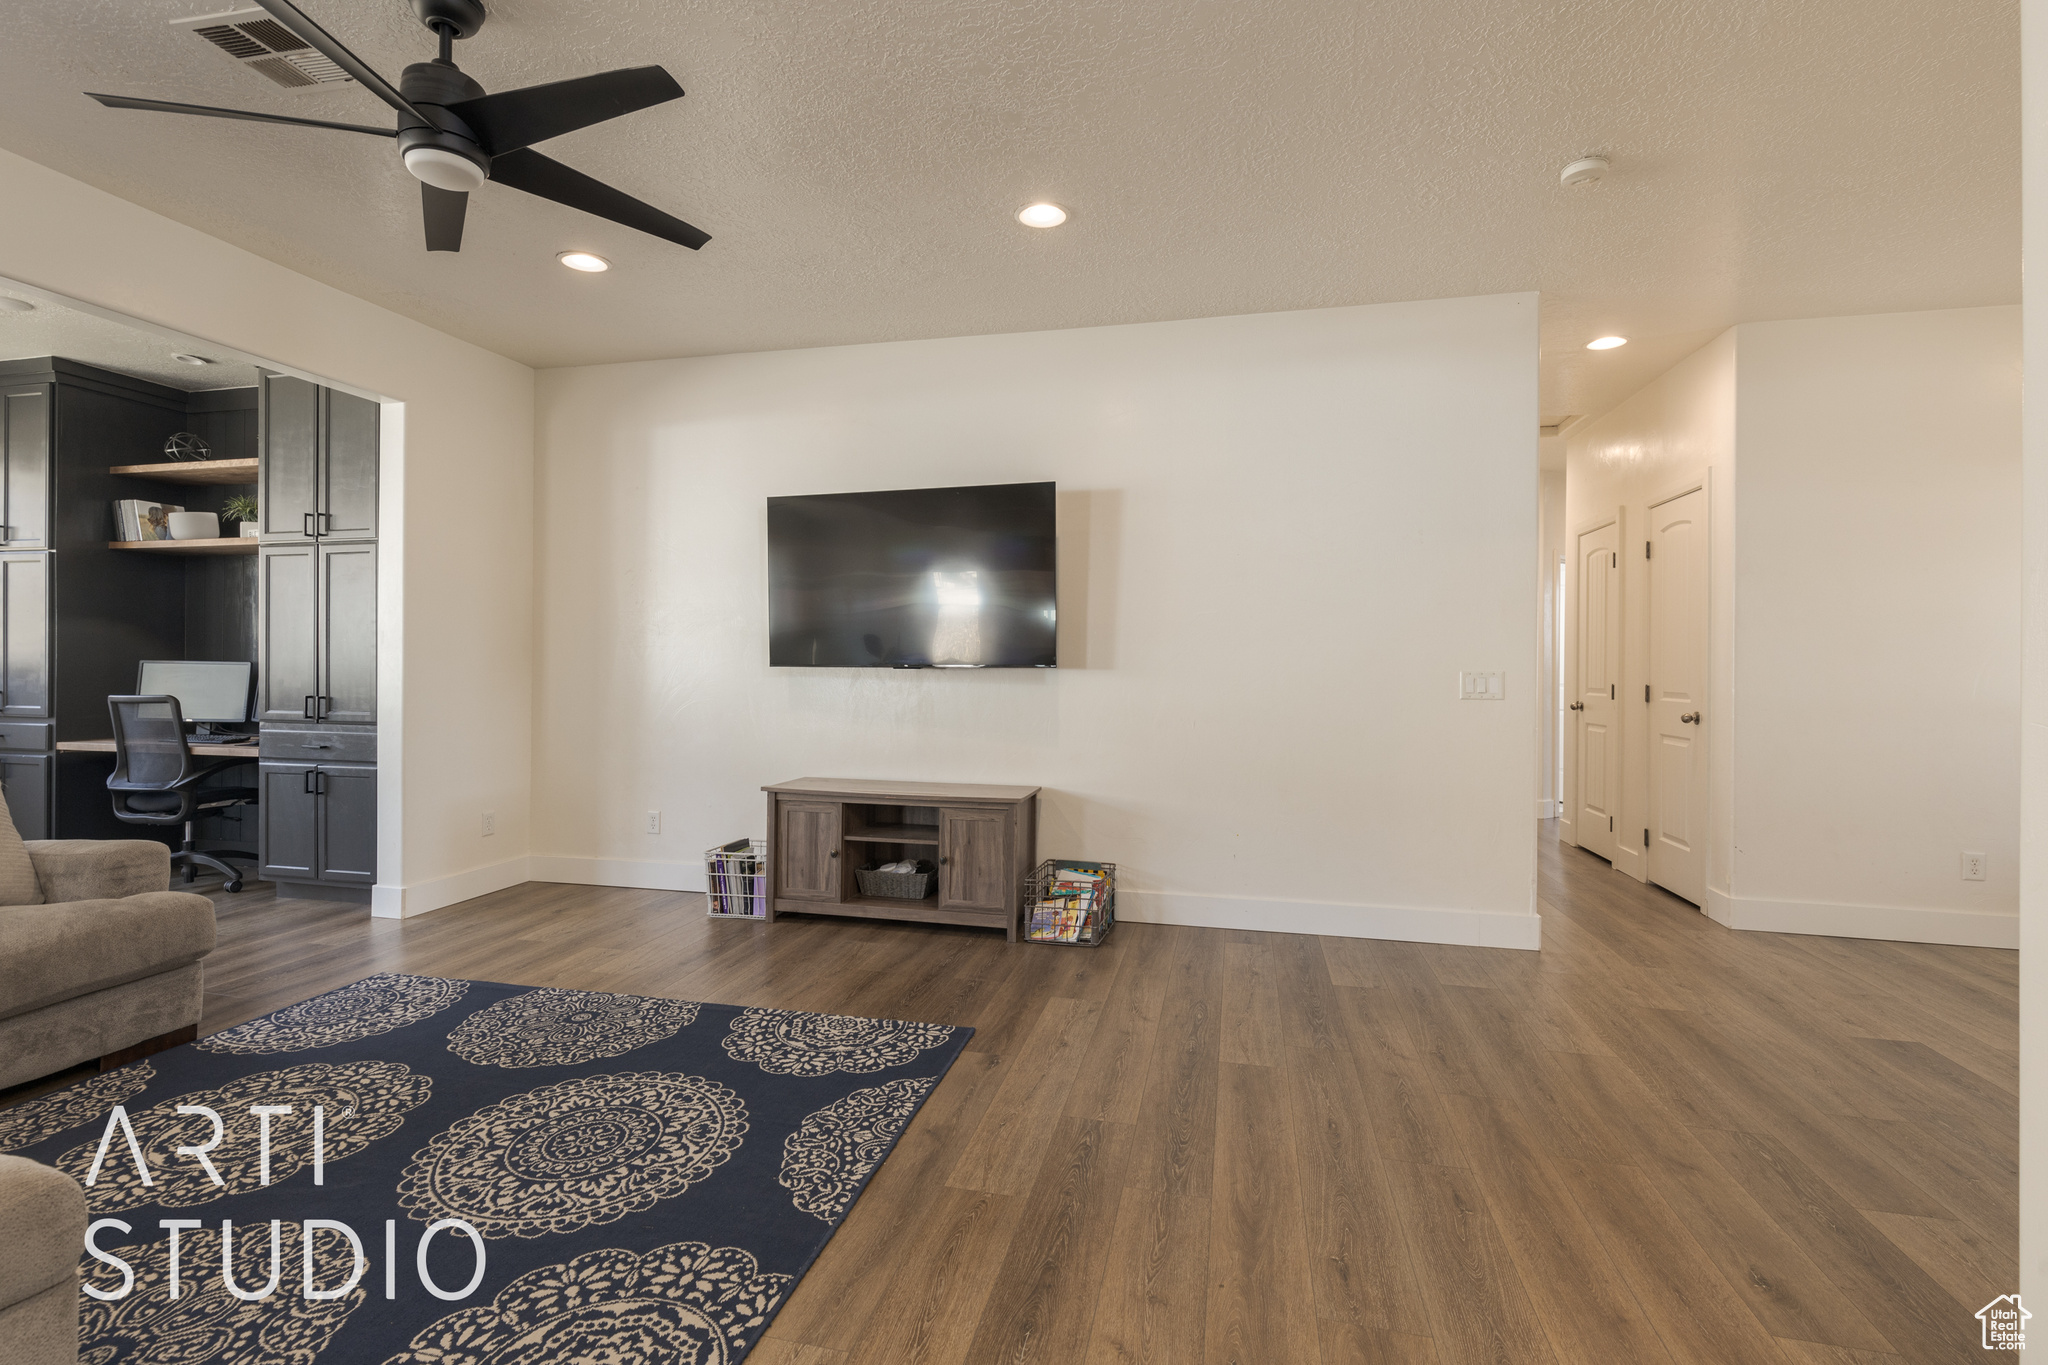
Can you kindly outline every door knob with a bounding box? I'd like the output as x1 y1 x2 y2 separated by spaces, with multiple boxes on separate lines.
1568 702 1584 711
1680 712 1701 724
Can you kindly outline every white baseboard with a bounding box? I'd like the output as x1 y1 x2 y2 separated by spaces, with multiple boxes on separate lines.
371 855 533 920
1116 889 1541 950
518 862 1539 950
527 855 705 894
1702 887 2018 949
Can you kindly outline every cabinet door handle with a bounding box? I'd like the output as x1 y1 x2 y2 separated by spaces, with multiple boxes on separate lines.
304 512 316 537
318 512 332 536
303 769 317 795
316 695 331 719
303 696 315 719
318 770 328 795
939 856 949 865
828 850 838 859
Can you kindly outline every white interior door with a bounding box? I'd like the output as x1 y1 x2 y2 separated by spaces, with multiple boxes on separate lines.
1647 487 1708 904
1573 518 1621 861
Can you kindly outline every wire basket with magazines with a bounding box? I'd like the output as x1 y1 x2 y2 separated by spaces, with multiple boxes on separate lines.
704 838 767 918
1023 859 1115 946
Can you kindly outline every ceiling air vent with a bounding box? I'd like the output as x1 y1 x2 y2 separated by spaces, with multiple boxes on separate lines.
173 7 355 91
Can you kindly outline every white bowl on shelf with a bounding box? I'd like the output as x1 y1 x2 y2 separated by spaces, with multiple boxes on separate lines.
166 511 220 541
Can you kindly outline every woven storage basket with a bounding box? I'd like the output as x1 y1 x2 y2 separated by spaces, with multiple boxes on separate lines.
855 863 934 899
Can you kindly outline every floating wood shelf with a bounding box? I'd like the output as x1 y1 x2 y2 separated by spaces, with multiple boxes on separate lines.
107 537 257 556
109 458 259 486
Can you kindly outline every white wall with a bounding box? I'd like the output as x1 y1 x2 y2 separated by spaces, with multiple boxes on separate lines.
1537 461 1565 817
532 294 1543 948
0 148 535 916
1729 308 2020 946
2020 0 2047 1308
1564 332 1738 889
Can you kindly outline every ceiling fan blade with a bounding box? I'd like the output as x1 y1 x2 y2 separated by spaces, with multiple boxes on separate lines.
422 184 468 252
243 0 427 125
489 148 709 250
446 66 684 156
86 92 394 136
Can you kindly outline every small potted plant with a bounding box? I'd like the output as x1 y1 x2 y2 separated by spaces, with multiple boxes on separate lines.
223 494 260 538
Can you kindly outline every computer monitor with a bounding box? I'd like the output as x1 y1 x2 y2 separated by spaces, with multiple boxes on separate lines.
136 660 254 727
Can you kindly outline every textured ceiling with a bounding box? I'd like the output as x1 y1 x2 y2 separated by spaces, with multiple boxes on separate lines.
0 0 2017 420
0 291 265 391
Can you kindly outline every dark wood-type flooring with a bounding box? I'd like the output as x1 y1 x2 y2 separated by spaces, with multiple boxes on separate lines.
24 829 2020 1363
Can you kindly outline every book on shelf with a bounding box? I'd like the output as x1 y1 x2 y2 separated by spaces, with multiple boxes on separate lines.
113 500 183 542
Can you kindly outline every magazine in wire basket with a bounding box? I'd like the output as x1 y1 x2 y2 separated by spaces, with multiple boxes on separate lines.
1023 859 1114 945
705 838 767 918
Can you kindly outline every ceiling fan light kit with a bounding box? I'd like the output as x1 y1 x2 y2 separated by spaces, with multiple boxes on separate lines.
88 0 710 255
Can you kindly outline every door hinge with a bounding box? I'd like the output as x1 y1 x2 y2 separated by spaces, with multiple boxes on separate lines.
1646 540 1652 559
1612 552 1617 568
1609 815 1615 832
1644 827 1650 847
1645 684 1651 703
1610 683 1615 700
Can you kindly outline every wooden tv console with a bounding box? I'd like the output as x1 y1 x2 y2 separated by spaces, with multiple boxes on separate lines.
762 777 1040 940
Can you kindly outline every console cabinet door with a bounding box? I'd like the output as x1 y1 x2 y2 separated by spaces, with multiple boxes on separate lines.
1 386 49 550
938 807 1009 913
318 542 376 724
258 761 318 881
0 754 50 840
776 799 841 900
0 552 50 720
315 763 377 884
258 544 319 722
319 389 379 540
260 376 320 541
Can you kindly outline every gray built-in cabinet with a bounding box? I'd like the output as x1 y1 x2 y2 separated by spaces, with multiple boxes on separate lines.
256 376 379 897
0 360 202 842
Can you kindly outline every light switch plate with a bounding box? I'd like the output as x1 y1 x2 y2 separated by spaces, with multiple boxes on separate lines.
1459 671 1505 701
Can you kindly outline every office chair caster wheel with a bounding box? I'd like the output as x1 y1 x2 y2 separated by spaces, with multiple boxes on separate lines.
223 878 243 893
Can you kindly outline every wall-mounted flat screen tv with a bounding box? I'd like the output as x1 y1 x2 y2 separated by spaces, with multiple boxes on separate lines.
768 481 1056 668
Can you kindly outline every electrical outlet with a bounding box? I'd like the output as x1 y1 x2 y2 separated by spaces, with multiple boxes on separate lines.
481 811 496 838
1962 851 1987 881
1459 670 1505 701
646 810 661 835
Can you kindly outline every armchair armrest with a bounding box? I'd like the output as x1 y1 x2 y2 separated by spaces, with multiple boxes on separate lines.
23 840 171 902
0 1155 85 1314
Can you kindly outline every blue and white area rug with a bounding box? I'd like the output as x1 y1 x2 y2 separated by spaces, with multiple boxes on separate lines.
0 975 971 1363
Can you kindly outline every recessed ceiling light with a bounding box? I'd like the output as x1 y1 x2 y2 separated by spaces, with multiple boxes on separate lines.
558 251 610 273
1017 202 1068 228
171 353 213 365
0 298 33 315
1586 336 1628 350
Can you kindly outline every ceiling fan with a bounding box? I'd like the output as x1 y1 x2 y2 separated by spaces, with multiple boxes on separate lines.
86 0 708 254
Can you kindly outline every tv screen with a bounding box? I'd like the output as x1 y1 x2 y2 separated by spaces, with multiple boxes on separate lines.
768 481 1057 668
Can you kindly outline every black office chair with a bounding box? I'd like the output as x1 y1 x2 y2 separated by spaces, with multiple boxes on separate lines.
107 695 259 892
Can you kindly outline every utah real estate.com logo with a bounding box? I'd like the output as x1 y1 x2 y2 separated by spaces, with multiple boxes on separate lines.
1980 1295 2030 1351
